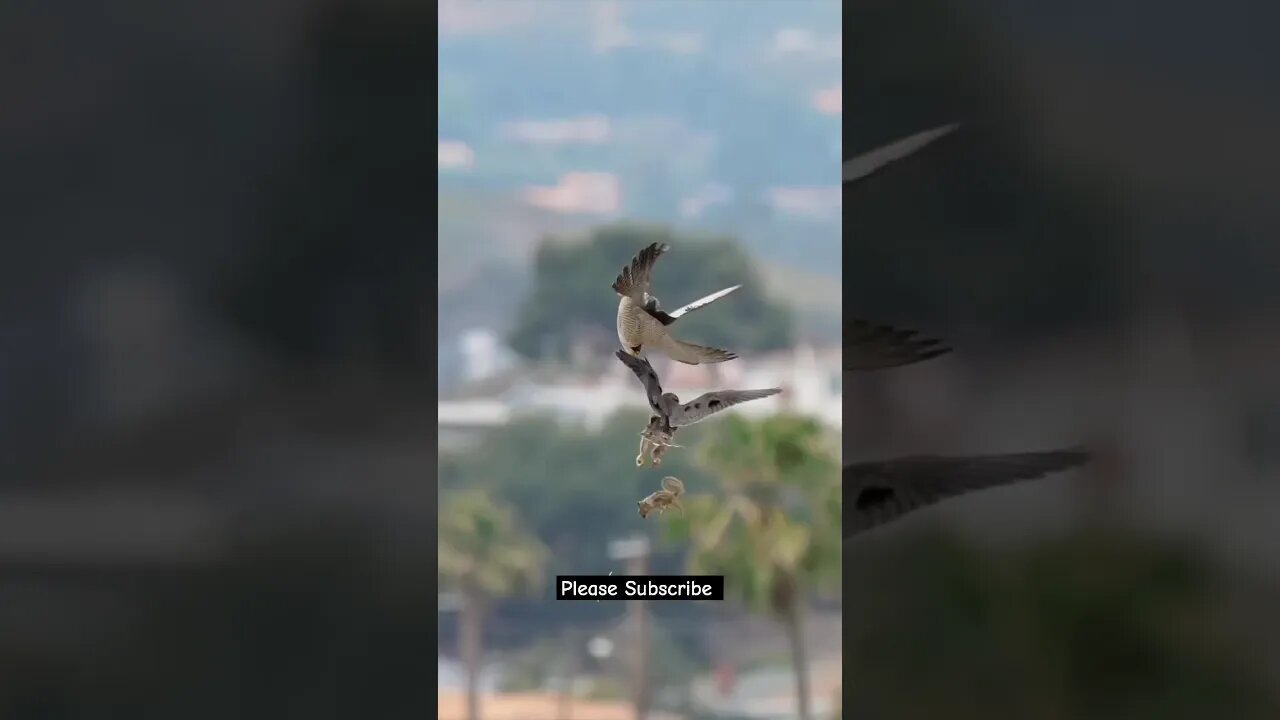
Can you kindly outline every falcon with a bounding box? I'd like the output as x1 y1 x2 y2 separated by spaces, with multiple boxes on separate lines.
844 449 1090 539
844 123 959 184
615 349 781 466
845 318 952 372
613 242 741 365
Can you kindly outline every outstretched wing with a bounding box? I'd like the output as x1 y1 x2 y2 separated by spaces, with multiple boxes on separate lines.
612 242 670 302
652 333 737 365
649 285 742 325
614 349 666 416
668 388 782 426
843 448 1089 539
843 123 959 184
845 319 951 372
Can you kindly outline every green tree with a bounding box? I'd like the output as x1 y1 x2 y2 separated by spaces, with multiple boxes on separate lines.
438 411 721 646
438 489 548 720
508 223 793 361
667 414 841 720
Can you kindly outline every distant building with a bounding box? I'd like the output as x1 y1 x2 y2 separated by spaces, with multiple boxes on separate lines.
459 327 514 383
520 172 623 216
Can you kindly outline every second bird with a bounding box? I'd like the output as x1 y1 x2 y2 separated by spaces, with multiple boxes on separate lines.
616 349 781 466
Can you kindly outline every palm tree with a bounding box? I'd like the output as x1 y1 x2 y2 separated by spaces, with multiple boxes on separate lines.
667 414 841 720
439 489 548 720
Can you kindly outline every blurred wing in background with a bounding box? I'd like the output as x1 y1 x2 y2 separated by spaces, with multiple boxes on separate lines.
843 123 959 184
844 319 952 371
843 449 1090 539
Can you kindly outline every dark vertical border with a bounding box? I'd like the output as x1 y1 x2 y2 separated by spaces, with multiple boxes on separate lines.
426 2 443 717
842 3 963 715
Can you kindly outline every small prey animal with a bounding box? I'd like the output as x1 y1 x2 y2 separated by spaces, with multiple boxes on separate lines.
638 476 685 519
636 415 681 467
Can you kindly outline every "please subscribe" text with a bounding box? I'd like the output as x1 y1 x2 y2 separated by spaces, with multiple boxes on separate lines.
555 575 725 601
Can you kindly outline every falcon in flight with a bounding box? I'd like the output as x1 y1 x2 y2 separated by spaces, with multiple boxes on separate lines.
844 123 959 184
616 349 780 466
614 242 741 365
845 318 952 372
844 449 1090 539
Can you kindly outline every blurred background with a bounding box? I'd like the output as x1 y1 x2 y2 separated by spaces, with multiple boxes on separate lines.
0 0 434 717
844 0 1280 718
7 0 1279 718
438 2 842 720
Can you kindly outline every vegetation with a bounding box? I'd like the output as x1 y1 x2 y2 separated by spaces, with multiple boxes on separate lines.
438 489 548 720
666 414 841 720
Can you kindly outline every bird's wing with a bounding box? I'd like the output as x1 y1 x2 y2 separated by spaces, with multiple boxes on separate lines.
614 349 665 415
668 388 782 426
843 448 1090 539
661 285 742 324
845 319 951 372
612 242 671 302
843 123 959 184
652 333 738 365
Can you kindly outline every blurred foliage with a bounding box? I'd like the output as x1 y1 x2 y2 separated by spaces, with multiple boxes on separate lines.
212 0 433 373
438 489 547 602
438 411 719 645
666 413 840 720
438 490 546 720
507 224 793 360
843 528 1278 719
667 414 841 612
